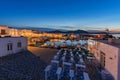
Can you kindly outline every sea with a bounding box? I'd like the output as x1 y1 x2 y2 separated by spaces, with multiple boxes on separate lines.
112 34 120 38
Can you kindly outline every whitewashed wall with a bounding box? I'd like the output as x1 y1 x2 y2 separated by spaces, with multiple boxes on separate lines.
98 42 119 80
118 49 120 80
0 37 27 57
9 29 21 37
0 26 9 36
88 39 120 80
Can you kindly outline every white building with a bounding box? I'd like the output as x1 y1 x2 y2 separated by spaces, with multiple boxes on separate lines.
0 37 27 57
9 28 21 37
0 25 21 37
88 39 120 80
0 25 9 37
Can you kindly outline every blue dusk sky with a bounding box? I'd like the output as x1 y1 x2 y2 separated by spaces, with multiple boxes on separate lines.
0 0 120 30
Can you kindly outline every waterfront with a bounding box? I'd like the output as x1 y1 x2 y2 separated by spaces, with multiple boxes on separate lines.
112 34 120 37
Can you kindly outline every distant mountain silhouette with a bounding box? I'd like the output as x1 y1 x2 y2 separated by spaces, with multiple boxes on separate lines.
67 30 88 34
48 30 66 33
11 26 68 32
12 27 56 32
86 30 108 34
9 26 120 34
48 30 88 34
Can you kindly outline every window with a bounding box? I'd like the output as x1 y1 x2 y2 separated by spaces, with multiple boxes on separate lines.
100 51 105 67
7 43 13 51
1 29 6 35
17 42 22 48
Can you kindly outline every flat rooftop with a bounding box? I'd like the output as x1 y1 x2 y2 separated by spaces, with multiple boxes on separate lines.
0 36 26 38
28 46 58 64
94 39 120 48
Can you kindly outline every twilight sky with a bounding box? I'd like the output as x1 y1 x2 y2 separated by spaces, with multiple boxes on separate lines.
0 0 120 30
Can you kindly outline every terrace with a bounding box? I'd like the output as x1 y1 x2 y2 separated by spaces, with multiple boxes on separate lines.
43 47 91 80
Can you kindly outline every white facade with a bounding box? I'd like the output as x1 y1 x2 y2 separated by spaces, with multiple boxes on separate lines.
0 26 22 37
88 39 120 80
9 28 21 37
0 26 9 37
0 37 27 57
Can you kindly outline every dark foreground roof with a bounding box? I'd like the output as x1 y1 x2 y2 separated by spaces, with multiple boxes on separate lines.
0 51 47 80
